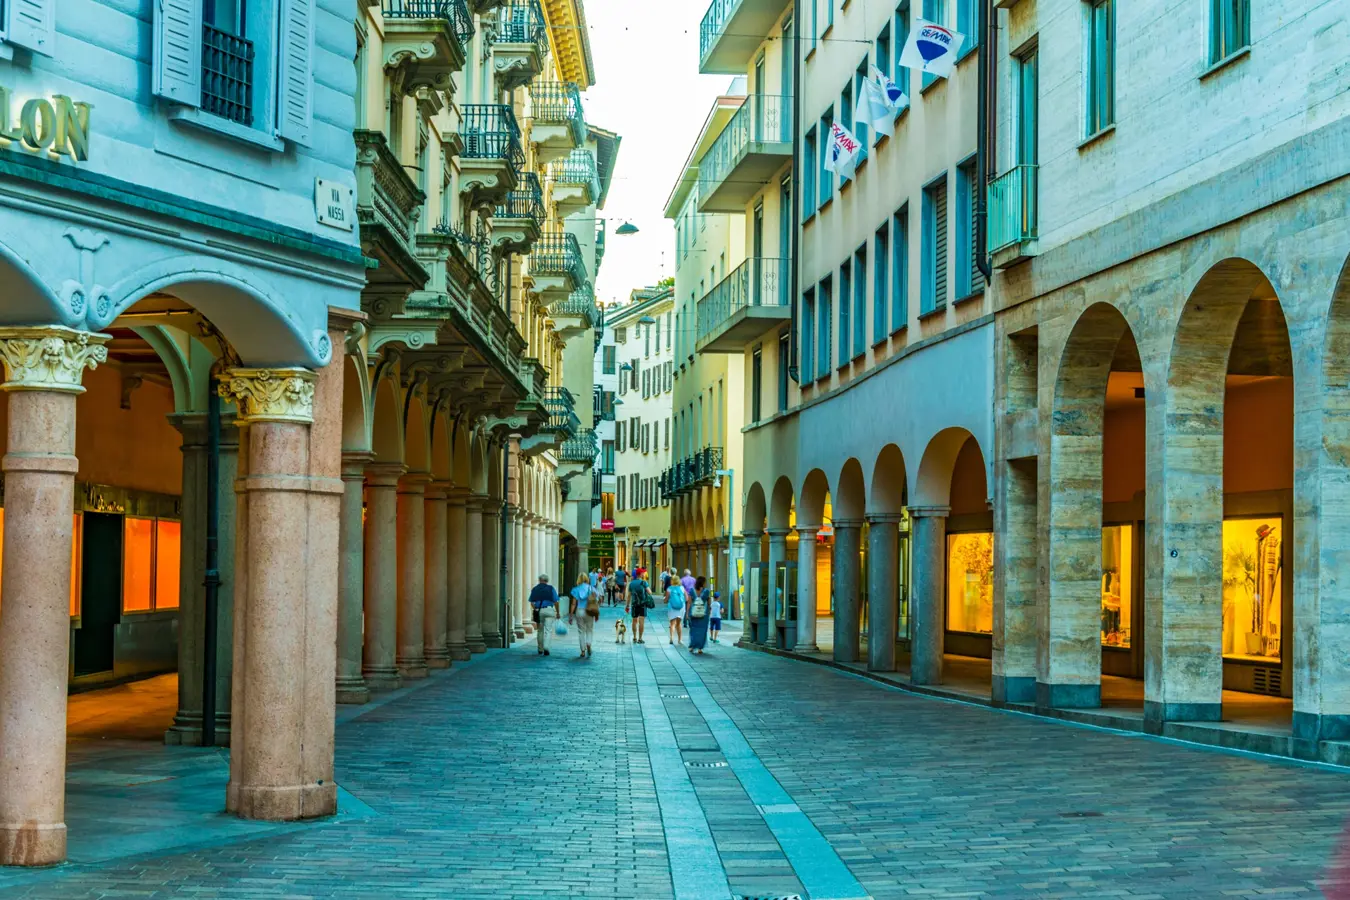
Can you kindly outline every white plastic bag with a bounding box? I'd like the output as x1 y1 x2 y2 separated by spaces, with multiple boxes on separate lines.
554 619 569 637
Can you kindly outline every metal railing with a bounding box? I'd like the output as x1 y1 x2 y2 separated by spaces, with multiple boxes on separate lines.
987 164 1039 253
698 0 740 65
542 386 579 437
701 94 791 192
530 231 586 285
433 219 499 298
548 283 602 329
547 149 600 199
530 81 585 146
201 24 254 126
381 0 474 43
696 257 789 344
495 172 543 222
560 428 598 464
661 446 724 499
461 104 526 170
496 0 548 58
591 469 603 506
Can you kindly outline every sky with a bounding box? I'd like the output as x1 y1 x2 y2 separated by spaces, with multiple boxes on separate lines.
577 0 731 308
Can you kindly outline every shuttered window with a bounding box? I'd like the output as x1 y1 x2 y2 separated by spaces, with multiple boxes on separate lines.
922 177 948 314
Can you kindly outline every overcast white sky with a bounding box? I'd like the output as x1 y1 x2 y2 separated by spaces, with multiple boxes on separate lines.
579 1 731 307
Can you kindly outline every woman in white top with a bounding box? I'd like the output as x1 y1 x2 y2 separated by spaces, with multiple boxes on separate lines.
666 580 686 645
568 574 596 658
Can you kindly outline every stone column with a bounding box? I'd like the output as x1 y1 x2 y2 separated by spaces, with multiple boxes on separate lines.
167 412 241 741
482 499 503 648
423 482 450 668
765 529 790 648
739 529 763 644
514 511 530 634
0 326 108 865
335 451 372 703
446 489 470 660
993 459 1038 704
395 474 429 679
832 519 864 663
867 515 903 672
362 463 403 690
909 506 949 685
465 494 486 652
795 527 821 651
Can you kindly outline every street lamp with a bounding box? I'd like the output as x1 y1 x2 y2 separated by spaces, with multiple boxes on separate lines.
713 468 740 619
615 222 639 236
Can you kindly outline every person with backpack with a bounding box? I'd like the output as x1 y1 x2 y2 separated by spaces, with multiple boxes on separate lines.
665 575 686 646
686 575 711 654
626 568 651 644
615 567 628 608
569 573 598 658
709 592 724 644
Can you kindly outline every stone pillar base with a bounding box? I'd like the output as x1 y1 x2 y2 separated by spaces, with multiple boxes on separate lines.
1143 700 1221 732
0 822 65 867
396 658 429 679
363 667 402 691
793 642 819 654
335 676 371 706
523 623 535 634
1293 711 1350 743
424 649 451 669
447 643 472 661
165 712 234 746
234 782 337 821
513 625 526 638
1036 682 1101 710
482 634 504 649
467 640 487 653
991 675 1035 705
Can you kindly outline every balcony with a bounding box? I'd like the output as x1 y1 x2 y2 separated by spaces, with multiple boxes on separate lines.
548 282 602 336
547 149 599 217
459 104 524 208
382 0 472 94
542 386 580 437
661 446 724 499
988 164 1038 268
355 129 428 299
491 172 544 254
699 0 793 74
695 257 790 353
529 81 585 165
560 428 598 465
493 0 548 90
698 94 791 213
432 219 499 299
529 231 586 302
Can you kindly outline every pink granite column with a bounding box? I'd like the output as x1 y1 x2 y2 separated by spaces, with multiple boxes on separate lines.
336 451 372 704
362 463 404 690
465 494 486 652
396 473 429 679
0 327 108 866
423 482 450 667
446 488 470 660
481 498 503 648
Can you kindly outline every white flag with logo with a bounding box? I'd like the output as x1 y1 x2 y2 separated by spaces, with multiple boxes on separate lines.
900 18 965 79
822 121 862 181
859 74 895 139
871 64 909 109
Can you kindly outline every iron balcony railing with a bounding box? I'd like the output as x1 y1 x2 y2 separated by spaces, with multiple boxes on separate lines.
201 24 254 126
381 0 474 44
662 446 724 498
548 149 601 199
987 164 1039 253
698 0 739 66
495 172 543 222
701 94 791 192
560 428 598 464
433 219 499 298
496 0 548 58
695 257 789 344
548 283 602 329
530 231 586 285
530 81 585 147
591 469 603 506
461 103 526 170
542 387 579 437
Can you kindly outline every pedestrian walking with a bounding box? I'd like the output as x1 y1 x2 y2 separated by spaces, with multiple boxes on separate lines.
569 574 598 658
528 574 560 656
687 576 711 654
709 592 723 643
604 567 616 605
589 568 601 593
626 568 651 643
680 568 696 597
666 577 686 645
660 568 672 592
615 566 628 608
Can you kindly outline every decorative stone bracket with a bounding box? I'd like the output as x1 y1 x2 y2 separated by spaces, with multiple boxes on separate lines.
218 367 317 424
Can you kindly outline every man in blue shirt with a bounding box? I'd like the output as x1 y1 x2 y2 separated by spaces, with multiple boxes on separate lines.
528 575 560 656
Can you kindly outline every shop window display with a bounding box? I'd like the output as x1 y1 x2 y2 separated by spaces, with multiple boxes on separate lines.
946 532 993 634
1222 516 1282 663
123 516 182 613
1101 524 1133 647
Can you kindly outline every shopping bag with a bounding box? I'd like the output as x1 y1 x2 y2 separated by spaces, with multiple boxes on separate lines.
554 619 569 637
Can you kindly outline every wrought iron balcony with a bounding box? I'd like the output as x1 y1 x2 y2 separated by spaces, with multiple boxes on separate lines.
548 283 602 330
496 0 548 57
461 103 526 169
695 257 790 351
382 0 474 42
699 94 791 212
530 231 586 287
548 149 601 198
542 386 579 437
380 0 471 92
661 446 724 498
530 81 586 147
591 469 603 507
560 428 598 464
988 164 1039 259
433 219 499 298
495 172 544 223
202 24 254 126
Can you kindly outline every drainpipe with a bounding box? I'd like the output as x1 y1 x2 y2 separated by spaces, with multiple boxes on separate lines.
202 376 221 747
787 5 803 384
974 0 994 283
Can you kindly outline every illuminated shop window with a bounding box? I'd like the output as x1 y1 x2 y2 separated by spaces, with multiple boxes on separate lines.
123 516 183 613
1101 523 1133 648
1222 516 1282 663
947 532 994 634
156 520 182 610
0 510 83 615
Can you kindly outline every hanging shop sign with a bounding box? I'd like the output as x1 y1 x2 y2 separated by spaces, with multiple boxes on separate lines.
601 518 615 532
0 87 91 162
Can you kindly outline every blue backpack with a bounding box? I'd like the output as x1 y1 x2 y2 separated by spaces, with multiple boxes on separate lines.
668 587 685 611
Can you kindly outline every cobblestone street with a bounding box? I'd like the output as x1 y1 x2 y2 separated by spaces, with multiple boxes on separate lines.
7 610 1350 899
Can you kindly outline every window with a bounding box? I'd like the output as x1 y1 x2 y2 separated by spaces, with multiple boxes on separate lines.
819 107 834 207
875 25 892 120
811 0 819 51
777 331 790 411
955 159 984 298
853 244 867 358
957 0 978 54
818 274 833 379
893 205 909 332
840 85 857 181
644 324 651 357
1210 0 1250 65
825 0 833 32
837 260 851 367
630 359 639 390
616 326 627 343
874 223 889 342
1017 49 1039 167
617 477 625 510
602 440 615 473
803 127 818 217
617 420 625 448
921 177 948 314
894 2 912 96
122 517 182 613
1101 524 1133 647
388 88 404 160
751 346 763 424
655 316 661 349
665 313 672 349
802 286 816 381
602 345 616 374
664 418 670 449
1086 0 1114 135
643 424 650 453
852 60 871 152
921 0 946 88
947 532 993 634
1221 516 1282 663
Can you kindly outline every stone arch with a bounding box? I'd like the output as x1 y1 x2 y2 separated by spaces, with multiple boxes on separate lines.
429 407 451 482
0 238 69 327
744 481 767 533
914 428 986 508
799 468 830 528
769 476 795 531
341 346 372 454
468 430 490 495
129 325 195 413
870 443 907 515
835 459 866 522
403 390 430 473
486 440 502 500
451 416 472 489
370 372 404 465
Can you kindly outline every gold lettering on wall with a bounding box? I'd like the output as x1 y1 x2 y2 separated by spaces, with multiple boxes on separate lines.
0 87 91 162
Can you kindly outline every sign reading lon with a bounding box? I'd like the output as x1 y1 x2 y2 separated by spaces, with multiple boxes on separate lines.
0 87 91 162
315 178 355 231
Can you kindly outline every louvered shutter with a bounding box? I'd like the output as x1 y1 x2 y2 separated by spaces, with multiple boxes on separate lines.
5 0 53 55
969 180 986 295
276 0 315 145
152 0 203 105
934 186 948 308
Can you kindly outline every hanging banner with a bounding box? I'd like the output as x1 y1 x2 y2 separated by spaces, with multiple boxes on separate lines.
822 121 862 181
900 19 966 79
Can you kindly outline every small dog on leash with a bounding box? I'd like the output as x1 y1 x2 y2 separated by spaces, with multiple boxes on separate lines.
614 617 628 644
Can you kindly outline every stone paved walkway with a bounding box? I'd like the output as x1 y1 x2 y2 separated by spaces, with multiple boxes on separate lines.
5 609 1350 898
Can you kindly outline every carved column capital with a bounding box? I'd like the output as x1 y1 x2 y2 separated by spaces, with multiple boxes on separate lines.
219 367 317 424
0 325 109 393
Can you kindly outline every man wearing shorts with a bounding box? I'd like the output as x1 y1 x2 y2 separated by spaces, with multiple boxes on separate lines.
626 568 650 644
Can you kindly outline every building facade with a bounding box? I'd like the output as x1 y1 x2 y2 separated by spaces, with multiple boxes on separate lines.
589 298 619 570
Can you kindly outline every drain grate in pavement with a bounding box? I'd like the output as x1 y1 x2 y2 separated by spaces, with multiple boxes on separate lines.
1059 811 1104 818
735 895 802 900
685 760 729 768
661 692 690 699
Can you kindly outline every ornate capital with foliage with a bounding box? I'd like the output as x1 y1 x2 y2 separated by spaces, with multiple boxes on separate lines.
0 326 110 393
218 367 317 424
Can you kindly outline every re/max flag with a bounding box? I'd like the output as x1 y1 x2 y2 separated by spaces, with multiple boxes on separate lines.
900 18 965 79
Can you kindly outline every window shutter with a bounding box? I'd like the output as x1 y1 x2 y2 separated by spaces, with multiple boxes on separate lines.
276 0 316 145
152 0 203 105
5 0 54 55
934 187 948 307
